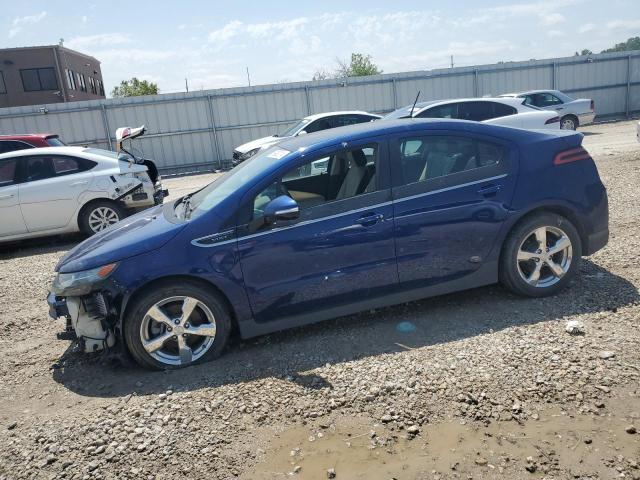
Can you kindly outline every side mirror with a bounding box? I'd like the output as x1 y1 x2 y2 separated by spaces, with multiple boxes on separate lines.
263 195 299 224
297 130 307 136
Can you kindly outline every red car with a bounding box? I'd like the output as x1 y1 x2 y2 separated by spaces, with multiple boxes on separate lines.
0 133 66 154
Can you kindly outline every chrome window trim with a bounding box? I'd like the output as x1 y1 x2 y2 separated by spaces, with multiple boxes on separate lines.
393 174 507 204
192 173 508 247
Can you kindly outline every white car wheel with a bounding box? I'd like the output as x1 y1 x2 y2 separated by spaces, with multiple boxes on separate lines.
80 201 124 235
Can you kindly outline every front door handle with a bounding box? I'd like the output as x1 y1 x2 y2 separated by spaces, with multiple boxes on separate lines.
477 184 501 197
70 181 88 186
355 212 384 226
0 194 15 199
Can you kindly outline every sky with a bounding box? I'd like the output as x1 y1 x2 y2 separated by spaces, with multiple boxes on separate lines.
2 0 639 96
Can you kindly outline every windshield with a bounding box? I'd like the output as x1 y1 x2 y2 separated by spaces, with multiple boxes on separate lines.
382 106 416 120
186 146 292 219
279 119 311 137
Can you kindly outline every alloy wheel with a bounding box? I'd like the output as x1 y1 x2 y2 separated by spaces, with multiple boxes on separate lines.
88 206 120 232
516 225 573 288
140 296 217 366
560 118 576 130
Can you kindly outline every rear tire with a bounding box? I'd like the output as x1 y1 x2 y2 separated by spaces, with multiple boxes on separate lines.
79 200 125 235
124 281 231 370
500 212 581 297
560 115 578 130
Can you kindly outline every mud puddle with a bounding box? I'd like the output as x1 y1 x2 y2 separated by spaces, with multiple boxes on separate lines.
244 394 640 479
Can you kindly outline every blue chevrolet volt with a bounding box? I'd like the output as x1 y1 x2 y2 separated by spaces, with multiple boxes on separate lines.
48 119 608 369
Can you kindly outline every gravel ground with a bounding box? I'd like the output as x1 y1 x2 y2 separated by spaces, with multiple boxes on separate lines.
0 120 639 479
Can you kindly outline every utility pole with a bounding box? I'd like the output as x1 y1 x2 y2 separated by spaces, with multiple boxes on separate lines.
185 78 189 92
246 67 251 87
450 55 454 68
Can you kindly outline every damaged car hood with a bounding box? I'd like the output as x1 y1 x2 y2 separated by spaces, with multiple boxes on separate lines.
56 204 186 273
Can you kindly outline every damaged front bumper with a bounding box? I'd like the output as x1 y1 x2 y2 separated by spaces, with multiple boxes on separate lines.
48 290 117 353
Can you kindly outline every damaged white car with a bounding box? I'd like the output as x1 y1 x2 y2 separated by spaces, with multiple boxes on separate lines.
0 126 167 242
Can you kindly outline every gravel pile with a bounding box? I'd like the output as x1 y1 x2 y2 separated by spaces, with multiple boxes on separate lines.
0 120 639 479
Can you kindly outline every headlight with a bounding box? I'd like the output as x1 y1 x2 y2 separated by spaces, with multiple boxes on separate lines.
51 263 117 296
239 148 260 160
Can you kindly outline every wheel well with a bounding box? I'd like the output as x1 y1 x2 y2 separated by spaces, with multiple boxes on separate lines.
121 275 239 335
500 206 587 259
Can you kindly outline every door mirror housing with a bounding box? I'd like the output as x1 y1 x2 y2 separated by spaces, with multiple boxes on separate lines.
296 130 307 136
263 195 299 224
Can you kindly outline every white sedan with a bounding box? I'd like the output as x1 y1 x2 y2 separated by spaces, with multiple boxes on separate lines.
232 111 381 164
0 146 165 243
382 97 560 129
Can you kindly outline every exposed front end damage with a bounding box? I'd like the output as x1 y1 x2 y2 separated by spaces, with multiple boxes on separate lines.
48 264 125 356
48 292 117 352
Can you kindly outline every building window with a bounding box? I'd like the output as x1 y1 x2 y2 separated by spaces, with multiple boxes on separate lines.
0 71 6 94
66 69 76 90
20 68 59 92
89 77 97 94
76 72 87 92
98 79 104 96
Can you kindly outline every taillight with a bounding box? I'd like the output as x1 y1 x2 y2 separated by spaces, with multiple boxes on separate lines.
545 116 560 124
554 147 591 165
590 100 595 112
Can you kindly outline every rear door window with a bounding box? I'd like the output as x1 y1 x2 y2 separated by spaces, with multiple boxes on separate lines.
532 93 563 107
458 102 495 121
394 135 505 187
0 141 33 154
417 103 459 119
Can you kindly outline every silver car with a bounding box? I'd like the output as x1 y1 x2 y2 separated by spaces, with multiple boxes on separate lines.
500 90 595 130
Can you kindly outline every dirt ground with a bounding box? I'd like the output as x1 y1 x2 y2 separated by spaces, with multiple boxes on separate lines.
0 120 639 480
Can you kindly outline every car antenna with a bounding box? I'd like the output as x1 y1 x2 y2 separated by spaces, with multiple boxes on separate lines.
410 90 421 117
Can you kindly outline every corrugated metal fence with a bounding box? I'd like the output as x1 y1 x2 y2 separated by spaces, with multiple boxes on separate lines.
1 50 639 174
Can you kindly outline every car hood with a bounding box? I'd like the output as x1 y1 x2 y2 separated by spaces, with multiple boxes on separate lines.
56 204 186 273
234 135 283 154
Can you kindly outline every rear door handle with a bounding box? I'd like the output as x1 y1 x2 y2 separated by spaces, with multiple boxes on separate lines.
70 181 88 186
477 184 501 196
355 212 384 226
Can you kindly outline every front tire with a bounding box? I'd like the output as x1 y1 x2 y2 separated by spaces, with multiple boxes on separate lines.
79 200 124 235
500 212 581 297
124 281 231 370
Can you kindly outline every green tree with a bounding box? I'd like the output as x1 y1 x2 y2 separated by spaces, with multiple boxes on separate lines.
601 36 640 53
335 53 382 78
111 77 159 97
574 49 593 56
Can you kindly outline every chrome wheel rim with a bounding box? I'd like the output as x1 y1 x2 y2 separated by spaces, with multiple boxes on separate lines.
561 118 575 130
517 226 572 288
140 296 216 366
88 206 120 232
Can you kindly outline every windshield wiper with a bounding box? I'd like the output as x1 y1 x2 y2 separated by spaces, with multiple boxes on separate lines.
177 193 194 220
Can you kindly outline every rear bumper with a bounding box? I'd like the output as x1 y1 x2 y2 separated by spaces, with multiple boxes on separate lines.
577 112 596 126
584 228 609 256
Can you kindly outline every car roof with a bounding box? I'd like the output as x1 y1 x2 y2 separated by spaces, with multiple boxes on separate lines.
303 111 381 121
0 133 58 140
274 118 545 159
500 89 561 96
0 146 86 160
